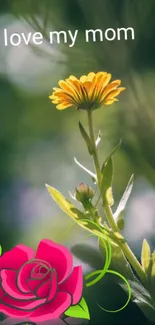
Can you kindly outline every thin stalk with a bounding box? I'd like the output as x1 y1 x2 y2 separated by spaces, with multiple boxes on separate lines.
87 110 102 187
104 200 118 232
87 110 147 286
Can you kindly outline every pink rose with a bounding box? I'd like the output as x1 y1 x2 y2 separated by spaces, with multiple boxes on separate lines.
0 239 83 322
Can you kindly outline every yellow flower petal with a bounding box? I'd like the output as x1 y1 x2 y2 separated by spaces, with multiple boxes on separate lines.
95 72 107 81
56 102 73 110
101 73 112 89
68 80 83 99
88 75 98 98
52 99 60 104
100 81 120 101
50 71 125 111
80 75 87 83
83 81 91 93
53 93 70 101
104 98 118 105
58 80 76 96
49 95 56 100
53 87 64 92
87 72 96 81
106 87 126 101
92 74 108 99
111 79 121 86
68 75 78 81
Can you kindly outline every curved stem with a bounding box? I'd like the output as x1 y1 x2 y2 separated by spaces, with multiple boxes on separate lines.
87 110 147 286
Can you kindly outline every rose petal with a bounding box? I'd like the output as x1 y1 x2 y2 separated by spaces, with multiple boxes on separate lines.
1 270 35 299
17 262 37 293
18 261 51 294
29 292 71 322
0 245 34 271
0 303 31 318
0 287 4 299
59 266 83 305
2 295 46 310
27 277 49 293
36 271 57 301
36 240 73 284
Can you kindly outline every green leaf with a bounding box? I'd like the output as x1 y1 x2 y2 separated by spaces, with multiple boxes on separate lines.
122 280 155 322
65 297 90 320
74 157 96 180
79 122 94 155
100 237 155 321
141 239 151 275
134 297 155 322
46 184 105 238
100 234 155 321
101 139 122 173
0 245 2 256
101 140 122 205
151 251 155 285
114 175 134 230
116 211 125 230
101 158 114 206
46 184 85 222
71 244 103 270
106 187 114 206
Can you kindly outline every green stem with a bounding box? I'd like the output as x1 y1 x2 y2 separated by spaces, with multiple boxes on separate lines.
87 110 102 187
87 110 118 230
105 202 147 285
104 200 118 232
87 110 147 286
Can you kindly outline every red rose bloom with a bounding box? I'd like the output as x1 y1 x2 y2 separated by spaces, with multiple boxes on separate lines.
0 239 83 322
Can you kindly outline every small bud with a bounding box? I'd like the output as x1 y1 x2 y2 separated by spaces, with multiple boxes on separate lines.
76 183 94 203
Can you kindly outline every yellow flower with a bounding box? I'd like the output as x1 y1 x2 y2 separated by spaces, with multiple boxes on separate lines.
49 72 125 111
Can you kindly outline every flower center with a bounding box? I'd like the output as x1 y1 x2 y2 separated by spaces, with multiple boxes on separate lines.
30 260 52 280
17 258 57 295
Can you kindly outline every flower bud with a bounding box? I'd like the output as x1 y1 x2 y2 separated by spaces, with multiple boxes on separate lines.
76 183 94 203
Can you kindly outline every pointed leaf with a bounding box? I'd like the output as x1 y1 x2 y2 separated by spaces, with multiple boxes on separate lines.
151 251 155 285
46 184 84 221
0 245 2 256
46 184 105 238
134 298 155 322
101 139 122 173
100 236 155 322
101 140 122 206
65 297 90 320
74 157 96 180
79 122 94 155
141 239 151 275
114 175 134 226
106 187 114 206
101 158 114 206
116 211 125 230
122 280 155 322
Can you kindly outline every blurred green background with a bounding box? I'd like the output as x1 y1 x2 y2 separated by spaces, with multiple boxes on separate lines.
1 0 155 324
